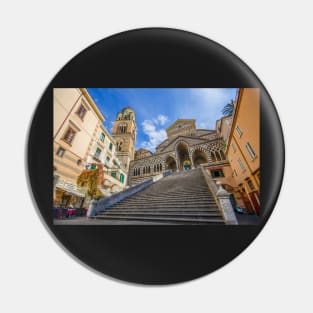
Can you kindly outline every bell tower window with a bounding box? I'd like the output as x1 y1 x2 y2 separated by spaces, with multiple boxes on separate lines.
118 123 127 134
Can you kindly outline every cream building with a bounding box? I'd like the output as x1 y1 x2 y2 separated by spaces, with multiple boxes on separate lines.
53 88 105 207
53 88 128 207
86 124 127 195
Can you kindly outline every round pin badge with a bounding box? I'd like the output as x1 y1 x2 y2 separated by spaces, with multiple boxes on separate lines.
27 28 284 284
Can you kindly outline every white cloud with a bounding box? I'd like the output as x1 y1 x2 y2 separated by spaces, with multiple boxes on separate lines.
141 118 167 151
174 88 236 130
198 122 211 129
153 114 168 126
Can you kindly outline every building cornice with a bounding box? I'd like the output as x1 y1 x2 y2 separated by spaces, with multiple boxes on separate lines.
80 88 105 122
225 88 243 155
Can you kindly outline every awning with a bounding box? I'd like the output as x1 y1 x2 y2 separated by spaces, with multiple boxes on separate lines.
56 187 85 198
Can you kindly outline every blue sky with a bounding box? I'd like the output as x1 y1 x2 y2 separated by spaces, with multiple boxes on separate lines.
87 88 238 152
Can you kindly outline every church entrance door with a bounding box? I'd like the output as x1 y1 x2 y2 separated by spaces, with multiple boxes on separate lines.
183 160 191 170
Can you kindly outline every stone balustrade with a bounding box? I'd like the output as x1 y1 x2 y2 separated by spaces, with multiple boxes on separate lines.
200 165 238 225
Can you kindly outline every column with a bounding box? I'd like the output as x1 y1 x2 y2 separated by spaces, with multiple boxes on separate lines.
216 182 238 225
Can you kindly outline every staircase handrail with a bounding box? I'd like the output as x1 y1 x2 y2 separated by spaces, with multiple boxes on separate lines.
87 178 154 217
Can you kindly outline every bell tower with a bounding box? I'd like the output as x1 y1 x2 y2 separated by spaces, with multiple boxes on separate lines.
112 107 136 172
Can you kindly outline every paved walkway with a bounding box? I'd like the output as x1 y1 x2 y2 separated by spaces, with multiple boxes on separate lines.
235 213 260 225
54 217 178 225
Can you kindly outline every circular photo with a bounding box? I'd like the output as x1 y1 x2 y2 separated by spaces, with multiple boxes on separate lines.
28 28 284 284
53 87 259 225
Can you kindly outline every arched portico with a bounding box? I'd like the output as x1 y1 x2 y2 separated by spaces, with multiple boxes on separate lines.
192 148 209 168
176 142 192 170
165 156 177 171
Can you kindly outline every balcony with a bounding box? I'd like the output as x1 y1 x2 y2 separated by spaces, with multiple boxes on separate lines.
102 172 125 192
92 154 102 162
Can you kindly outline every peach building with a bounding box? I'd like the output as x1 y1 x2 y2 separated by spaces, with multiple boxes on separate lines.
226 88 260 214
53 88 105 207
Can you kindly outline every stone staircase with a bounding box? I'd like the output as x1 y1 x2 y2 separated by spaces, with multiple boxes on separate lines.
96 168 225 224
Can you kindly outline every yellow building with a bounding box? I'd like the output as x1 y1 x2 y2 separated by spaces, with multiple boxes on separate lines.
53 88 105 207
226 88 260 214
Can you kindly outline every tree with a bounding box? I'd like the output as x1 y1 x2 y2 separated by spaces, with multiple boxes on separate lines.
77 168 99 198
222 100 234 116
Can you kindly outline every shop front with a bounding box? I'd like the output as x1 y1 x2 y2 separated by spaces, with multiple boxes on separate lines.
54 180 86 208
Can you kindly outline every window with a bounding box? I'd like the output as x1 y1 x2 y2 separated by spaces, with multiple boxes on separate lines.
231 143 236 152
247 179 255 190
211 152 216 162
106 156 110 163
109 142 113 151
56 147 65 157
76 105 87 120
246 142 256 159
220 150 226 160
235 125 243 137
238 158 246 171
100 132 105 142
77 159 82 165
120 173 125 183
111 172 116 178
215 151 221 161
211 169 224 178
63 127 76 144
113 159 118 167
95 147 101 158
118 123 127 134
117 141 122 151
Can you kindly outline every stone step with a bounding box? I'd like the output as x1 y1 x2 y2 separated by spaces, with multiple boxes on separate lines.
111 203 218 209
99 211 221 217
112 204 217 210
116 198 216 205
122 190 212 197
130 190 213 196
95 168 224 224
98 209 219 214
96 214 224 224
137 188 211 194
137 184 210 190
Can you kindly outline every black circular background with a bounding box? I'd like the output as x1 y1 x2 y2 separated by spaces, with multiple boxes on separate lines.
27 28 284 284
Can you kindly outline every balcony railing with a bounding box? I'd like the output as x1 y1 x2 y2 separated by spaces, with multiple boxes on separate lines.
93 154 102 161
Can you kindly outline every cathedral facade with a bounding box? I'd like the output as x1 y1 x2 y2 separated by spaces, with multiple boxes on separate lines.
128 119 227 186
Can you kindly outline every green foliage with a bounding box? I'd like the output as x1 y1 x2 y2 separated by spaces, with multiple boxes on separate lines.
77 169 99 197
222 100 234 116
